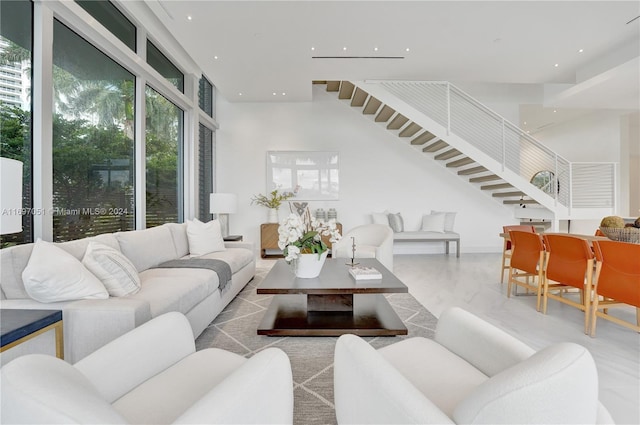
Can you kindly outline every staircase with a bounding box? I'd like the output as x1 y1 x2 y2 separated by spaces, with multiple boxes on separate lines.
321 80 617 225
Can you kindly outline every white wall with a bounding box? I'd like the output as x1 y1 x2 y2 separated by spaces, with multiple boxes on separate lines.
533 110 622 162
533 110 633 232
216 85 514 254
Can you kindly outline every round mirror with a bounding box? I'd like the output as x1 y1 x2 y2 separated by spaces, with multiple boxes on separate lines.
530 170 558 195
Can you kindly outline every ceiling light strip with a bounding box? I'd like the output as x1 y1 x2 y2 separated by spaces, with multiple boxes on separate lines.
312 56 405 59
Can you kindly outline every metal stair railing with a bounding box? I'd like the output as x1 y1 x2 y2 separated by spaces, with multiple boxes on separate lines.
374 81 616 214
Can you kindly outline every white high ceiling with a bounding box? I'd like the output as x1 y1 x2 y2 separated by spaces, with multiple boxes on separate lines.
145 0 639 125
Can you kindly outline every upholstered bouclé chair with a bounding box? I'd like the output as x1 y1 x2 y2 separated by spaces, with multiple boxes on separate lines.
334 307 614 424
1 312 294 424
332 224 394 271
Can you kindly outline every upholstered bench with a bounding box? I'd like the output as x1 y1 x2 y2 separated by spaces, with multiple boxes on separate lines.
393 231 460 257
373 210 461 257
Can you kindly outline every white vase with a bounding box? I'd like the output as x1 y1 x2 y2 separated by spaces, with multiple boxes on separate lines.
267 208 279 223
295 250 328 278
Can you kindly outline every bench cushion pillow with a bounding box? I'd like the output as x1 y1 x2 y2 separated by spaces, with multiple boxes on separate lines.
22 239 109 303
421 213 446 233
371 212 389 225
387 213 404 233
431 210 457 232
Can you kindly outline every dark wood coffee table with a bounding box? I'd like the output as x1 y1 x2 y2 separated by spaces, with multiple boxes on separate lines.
257 258 408 336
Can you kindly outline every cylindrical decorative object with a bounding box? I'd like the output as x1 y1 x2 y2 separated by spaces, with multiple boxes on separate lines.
327 208 337 220
268 208 279 223
315 208 326 220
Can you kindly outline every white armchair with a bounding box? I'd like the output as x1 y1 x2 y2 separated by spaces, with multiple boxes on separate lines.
334 307 614 425
1 312 294 424
332 224 394 271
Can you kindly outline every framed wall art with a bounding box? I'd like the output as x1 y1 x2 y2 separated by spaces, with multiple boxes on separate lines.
267 151 339 200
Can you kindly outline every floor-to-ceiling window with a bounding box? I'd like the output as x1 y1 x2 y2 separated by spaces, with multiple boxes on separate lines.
52 20 135 241
197 75 215 221
145 86 183 227
1 1 203 245
0 0 33 247
198 123 213 221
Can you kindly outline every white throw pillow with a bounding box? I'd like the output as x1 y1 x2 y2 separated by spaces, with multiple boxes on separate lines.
82 242 141 297
421 213 446 232
187 218 226 257
371 212 389 225
431 210 457 232
22 239 108 303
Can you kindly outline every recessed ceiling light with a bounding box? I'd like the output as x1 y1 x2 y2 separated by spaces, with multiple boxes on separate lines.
311 47 315 51
187 15 192 21
214 56 218 60
343 47 347 51
523 121 527 125
282 92 286 96
553 110 557 113
405 48 410 52
272 92 277 96
554 63 559 67
578 48 584 53
238 93 243 96
374 47 379 51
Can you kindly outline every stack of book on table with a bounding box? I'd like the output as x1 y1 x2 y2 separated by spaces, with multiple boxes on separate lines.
348 265 382 281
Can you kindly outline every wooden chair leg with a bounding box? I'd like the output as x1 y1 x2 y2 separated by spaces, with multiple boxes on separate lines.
590 296 599 337
542 275 549 314
507 268 513 298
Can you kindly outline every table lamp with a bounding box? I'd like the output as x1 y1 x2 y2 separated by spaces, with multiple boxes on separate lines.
210 193 237 237
1 157 23 235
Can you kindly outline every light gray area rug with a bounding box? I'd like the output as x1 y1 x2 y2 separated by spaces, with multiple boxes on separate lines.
195 266 438 425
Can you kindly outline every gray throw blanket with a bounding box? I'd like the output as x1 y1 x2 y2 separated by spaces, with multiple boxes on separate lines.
153 258 232 293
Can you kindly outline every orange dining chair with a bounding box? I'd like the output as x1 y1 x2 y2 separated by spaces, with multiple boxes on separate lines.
542 234 594 334
590 240 640 337
594 229 605 237
501 225 536 284
507 230 545 311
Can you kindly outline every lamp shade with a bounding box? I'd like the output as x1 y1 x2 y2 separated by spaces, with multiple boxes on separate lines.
210 193 238 214
1 157 24 234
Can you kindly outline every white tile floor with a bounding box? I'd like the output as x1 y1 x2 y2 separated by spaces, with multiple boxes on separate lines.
392 253 640 425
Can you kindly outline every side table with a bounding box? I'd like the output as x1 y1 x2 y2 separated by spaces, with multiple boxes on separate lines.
1 309 64 359
260 223 342 258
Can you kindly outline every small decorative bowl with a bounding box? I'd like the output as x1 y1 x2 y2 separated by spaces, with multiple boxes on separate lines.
599 226 640 244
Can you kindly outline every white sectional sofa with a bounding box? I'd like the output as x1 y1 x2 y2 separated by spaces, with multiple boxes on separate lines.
0 222 256 364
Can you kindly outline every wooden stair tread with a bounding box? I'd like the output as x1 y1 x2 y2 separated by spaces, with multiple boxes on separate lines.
458 166 487 175
434 149 461 160
399 122 421 137
504 199 539 205
363 96 382 115
350 88 368 107
411 131 436 145
470 174 501 183
387 114 409 130
326 81 340 92
446 157 474 167
481 183 513 190
375 105 395 122
492 191 526 197
338 81 355 99
423 140 448 152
